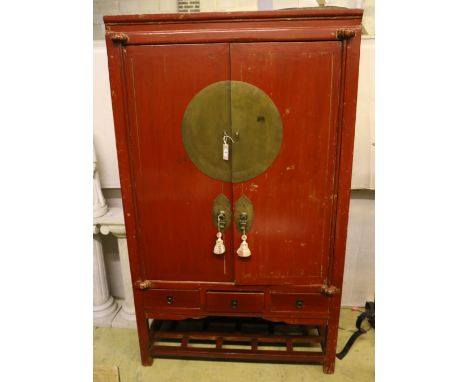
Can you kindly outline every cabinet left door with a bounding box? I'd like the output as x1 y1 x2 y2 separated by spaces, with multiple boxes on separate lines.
121 43 234 282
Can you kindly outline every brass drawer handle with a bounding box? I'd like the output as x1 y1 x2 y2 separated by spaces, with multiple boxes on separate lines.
231 299 238 309
167 296 174 305
296 299 304 309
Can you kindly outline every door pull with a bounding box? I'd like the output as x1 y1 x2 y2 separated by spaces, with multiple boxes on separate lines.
237 212 251 258
213 211 227 255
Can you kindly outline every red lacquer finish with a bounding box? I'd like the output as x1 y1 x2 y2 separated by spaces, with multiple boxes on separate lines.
121 43 234 283
231 41 342 286
206 291 265 313
104 8 362 373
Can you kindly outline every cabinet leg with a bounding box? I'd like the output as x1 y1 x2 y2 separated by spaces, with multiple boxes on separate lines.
323 358 336 374
136 313 153 366
141 354 154 366
323 314 339 374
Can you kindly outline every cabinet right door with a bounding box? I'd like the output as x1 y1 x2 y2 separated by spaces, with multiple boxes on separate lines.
231 42 343 286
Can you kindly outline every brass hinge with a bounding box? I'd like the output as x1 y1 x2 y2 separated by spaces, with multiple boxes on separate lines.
136 280 151 290
321 285 341 296
110 33 128 44
336 29 356 40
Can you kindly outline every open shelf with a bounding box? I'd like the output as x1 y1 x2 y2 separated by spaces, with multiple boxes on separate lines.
149 316 326 363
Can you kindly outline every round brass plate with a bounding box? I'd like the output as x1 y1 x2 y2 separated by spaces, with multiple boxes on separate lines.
181 80 283 183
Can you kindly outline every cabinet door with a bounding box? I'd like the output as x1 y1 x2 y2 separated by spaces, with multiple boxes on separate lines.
122 44 234 282
231 42 343 285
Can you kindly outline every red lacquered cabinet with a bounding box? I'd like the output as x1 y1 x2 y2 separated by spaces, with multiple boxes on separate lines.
104 8 363 374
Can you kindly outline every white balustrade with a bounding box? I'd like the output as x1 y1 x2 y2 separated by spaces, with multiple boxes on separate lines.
93 224 119 326
100 213 136 328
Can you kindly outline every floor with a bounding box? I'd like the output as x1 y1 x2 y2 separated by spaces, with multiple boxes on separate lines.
94 308 374 382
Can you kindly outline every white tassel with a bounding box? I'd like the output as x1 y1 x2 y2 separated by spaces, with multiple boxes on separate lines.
237 234 251 258
213 232 226 255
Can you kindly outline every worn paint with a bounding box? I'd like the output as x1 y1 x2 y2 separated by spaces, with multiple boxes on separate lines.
104 9 363 372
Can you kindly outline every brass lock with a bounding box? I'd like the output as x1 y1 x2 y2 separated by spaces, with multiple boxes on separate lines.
239 212 248 232
217 211 227 231
234 195 254 233
212 193 231 231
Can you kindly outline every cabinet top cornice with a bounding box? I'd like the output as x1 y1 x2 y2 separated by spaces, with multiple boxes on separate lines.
103 8 363 25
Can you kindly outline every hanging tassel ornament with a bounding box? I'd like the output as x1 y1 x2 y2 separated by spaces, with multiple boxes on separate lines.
237 233 251 258
213 232 226 255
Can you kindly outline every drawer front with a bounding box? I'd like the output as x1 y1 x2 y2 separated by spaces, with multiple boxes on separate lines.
206 291 264 313
270 292 328 313
143 289 200 310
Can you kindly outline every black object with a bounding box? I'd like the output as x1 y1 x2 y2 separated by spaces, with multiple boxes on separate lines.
336 301 375 360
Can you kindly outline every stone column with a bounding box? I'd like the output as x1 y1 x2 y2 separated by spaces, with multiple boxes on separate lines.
93 225 119 326
100 224 136 328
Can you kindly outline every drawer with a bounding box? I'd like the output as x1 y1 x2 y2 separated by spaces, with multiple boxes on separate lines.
206 291 264 313
143 289 200 310
270 292 328 313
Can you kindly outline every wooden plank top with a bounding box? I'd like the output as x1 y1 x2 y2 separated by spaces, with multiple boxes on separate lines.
103 8 363 25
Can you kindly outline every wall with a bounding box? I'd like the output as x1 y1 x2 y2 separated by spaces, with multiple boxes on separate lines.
93 42 120 187
93 0 178 40
353 37 375 189
341 190 375 305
